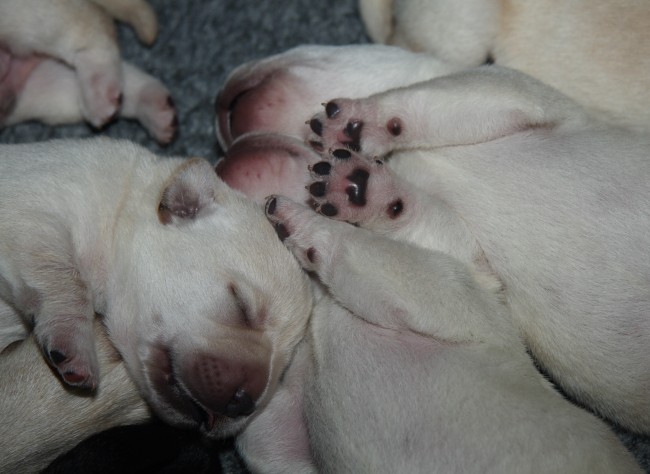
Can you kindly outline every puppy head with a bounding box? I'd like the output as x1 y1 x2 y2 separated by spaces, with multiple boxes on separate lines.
107 158 312 438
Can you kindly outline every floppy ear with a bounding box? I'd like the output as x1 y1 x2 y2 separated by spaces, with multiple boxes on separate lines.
157 158 217 224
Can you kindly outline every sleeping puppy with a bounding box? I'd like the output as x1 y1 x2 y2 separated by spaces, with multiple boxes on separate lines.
358 0 650 133
2 58 645 471
236 195 642 473
0 0 177 143
2 188 642 473
0 138 312 444
215 45 650 435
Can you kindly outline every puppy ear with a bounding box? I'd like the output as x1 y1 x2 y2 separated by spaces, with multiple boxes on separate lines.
158 158 217 224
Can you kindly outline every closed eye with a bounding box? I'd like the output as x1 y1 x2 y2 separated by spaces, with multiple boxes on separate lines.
228 283 254 328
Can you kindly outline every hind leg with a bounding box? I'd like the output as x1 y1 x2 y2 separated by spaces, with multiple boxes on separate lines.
5 58 177 143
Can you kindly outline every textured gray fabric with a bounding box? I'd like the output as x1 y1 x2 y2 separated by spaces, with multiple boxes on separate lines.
1 0 648 472
0 0 368 163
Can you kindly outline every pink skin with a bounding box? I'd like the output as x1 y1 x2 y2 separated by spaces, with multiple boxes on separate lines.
0 49 42 123
304 150 411 232
216 69 318 149
306 98 402 157
214 45 459 151
213 47 422 201
218 133 322 205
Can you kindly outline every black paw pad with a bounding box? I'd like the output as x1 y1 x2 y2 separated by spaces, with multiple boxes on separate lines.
309 118 323 136
311 161 331 176
320 203 338 217
332 149 351 160
309 181 327 197
325 101 340 119
345 169 369 206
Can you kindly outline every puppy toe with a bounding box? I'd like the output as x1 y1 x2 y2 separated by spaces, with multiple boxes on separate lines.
136 86 178 144
306 152 385 226
306 99 366 153
265 195 349 274
36 318 99 390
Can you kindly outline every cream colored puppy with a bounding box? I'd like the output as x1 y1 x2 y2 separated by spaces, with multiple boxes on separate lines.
0 0 176 142
0 138 312 441
236 196 642 473
2 197 642 473
359 0 650 132
216 45 650 435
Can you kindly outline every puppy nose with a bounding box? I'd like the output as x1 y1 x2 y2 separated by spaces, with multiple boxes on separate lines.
182 353 268 418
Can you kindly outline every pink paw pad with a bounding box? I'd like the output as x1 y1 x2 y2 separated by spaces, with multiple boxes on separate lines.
37 322 99 390
306 100 403 157
305 150 405 226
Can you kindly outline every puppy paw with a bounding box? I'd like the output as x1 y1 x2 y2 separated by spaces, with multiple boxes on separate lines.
80 72 122 128
134 84 177 144
307 99 403 158
75 50 122 128
264 195 350 275
34 315 99 390
305 150 408 230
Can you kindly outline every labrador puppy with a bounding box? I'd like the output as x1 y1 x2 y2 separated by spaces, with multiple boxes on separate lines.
358 0 650 133
0 138 312 444
215 45 650 435
4 45 648 471
235 194 642 473
0 0 176 143
2 192 642 473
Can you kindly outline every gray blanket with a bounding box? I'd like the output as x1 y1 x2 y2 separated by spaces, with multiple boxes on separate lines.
1 0 648 472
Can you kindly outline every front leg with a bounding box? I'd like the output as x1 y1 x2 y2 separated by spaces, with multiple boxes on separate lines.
307 66 592 157
264 196 503 343
305 150 493 283
29 255 99 391
6 224 101 390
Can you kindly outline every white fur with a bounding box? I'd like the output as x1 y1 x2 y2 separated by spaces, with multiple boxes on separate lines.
299 61 650 434
0 138 312 453
213 44 650 471
0 0 175 141
238 197 642 473
0 324 150 473
359 0 650 132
